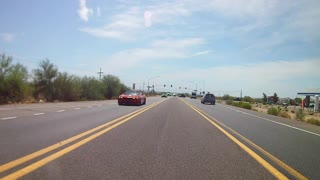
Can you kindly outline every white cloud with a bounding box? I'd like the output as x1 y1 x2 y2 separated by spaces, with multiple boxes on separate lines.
78 0 93 22
80 7 143 40
206 0 289 18
80 27 125 39
102 38 206 72
79 0 319 44
192 50 210 56
151 38 205 48
144 11 152 27
286 1 320 41
0 33 15 42
96 7 101 17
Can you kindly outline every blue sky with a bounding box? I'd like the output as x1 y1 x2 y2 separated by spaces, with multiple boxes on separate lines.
1 0 319 98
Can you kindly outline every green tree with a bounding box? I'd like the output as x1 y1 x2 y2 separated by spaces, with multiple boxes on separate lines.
33 59 58 101
273 92 279 104
294 98 302 104
289 99 294 105
0 54 12 103
80 76 104 100
53 72 82 101
6 63 30 102
101 75 121 99
262 93 267 104
0 54 30 103
242 96 253 103
119 83 130 94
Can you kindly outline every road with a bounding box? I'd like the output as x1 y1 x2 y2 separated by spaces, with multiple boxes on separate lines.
0 97 319 179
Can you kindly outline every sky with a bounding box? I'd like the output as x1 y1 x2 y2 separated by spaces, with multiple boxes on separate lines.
0 0 320 98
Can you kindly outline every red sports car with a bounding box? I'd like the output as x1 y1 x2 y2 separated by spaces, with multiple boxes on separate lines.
118 91 146 106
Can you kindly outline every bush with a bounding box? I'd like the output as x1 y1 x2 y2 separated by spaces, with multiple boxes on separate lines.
291 110 295 113
252 108 258 112
306 118 320 126
280 112 290 119
242 96 253 103
295 109 306 121
267 107 280 116
232 101 242 107
222 94 232 100
241 102 252 110
226 99 232 105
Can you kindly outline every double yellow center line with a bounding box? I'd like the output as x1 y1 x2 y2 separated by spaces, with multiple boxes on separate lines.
181 99 308 180
0 100 165 180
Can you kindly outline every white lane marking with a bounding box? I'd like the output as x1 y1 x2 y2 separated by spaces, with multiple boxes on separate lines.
1 116 17 120
88 106 92 108
217 104 320 137
97 105 102 107
33 113 45 116
56 110 65 113
74 108 80 110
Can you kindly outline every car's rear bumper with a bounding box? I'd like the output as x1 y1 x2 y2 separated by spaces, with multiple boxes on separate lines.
203 100 215 104
118 98 140 105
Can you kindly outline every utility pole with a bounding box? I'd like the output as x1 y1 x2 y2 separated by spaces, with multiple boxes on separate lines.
240 89 242 100
143 81 145 93
97 67 103 80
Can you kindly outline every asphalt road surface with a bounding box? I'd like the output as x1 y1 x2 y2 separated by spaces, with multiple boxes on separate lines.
0 97 319 179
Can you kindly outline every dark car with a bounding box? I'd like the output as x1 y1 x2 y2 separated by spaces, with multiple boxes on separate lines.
201 93 215 105
190 92 197 99
118 91 146 106
178 93 186 98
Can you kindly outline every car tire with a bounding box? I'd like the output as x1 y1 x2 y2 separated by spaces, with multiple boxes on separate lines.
144 98 146 105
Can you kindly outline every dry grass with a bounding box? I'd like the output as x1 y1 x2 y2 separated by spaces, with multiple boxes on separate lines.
221 100 320 124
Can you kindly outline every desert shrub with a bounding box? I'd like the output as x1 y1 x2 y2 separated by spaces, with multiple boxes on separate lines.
295 109 306 121
232 101 242 107
291 110 295 113
226 99 232 105
268 107 280 116
306 118 320 126
241 102 252 110
280 112 290 119
242 96 253 103
252 108 258 112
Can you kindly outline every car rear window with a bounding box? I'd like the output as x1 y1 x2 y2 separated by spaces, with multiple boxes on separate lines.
206 94 215 98
124 91 139 95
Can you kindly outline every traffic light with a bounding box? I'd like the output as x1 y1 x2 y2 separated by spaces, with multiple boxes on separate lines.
164 84 166 87
171 85 172 87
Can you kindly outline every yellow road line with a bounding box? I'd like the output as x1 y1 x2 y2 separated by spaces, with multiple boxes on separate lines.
189 103 308 180
181 100 289 180
2 100 164 180
0 100 163 174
